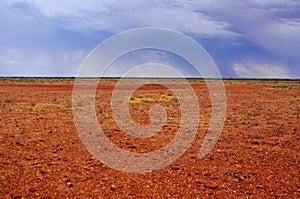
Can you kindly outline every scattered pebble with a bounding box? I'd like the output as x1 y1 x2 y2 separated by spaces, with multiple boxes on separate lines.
110 184 116 191
203 172 211 176
234 173 245 181
15 141 23 146
9 193 23 199
204 183 218 190
251 140 259 145
66 181 73 188
171 166 180 170
65 179 73 188
256 185 264 189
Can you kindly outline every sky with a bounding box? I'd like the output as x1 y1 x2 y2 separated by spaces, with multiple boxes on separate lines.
0 0 299 78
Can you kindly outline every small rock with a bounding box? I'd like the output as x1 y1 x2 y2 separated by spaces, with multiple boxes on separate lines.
110 184 116 191
65 178 73 187
195 180 202 184
15 141 23 146
25 156 32 161
234 173 245 181
128 145 136 149
102 178 109 182
171 166 180 170
80 190 87 195
10 193 23 199
204 183 218 190
251 140 259 145
256 185 264 189
66 181 73 187
29 187 37 192
203 172 211 176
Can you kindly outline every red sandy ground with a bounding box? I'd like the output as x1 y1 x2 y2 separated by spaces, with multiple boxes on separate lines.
0 78 299 198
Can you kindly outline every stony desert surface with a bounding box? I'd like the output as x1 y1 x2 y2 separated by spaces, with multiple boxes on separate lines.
0 78 299 198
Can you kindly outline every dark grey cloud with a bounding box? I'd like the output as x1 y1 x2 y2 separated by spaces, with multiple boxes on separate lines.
187 0 300 77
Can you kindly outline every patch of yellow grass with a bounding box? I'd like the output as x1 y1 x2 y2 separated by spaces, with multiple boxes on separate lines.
97 112 109 121
7 97 72 112
130 93 176 104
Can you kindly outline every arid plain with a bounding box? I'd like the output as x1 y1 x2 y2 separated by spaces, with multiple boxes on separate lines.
0 78 299 198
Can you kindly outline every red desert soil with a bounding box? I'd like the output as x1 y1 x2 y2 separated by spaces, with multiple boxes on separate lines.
0 78 299 198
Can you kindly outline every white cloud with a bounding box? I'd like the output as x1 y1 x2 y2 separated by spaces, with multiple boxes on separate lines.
103 50 198 77
7 0 239 38
0 48 87 76
232 62 292 78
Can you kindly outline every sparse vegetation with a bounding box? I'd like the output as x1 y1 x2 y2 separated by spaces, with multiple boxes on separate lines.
130 93 176 104
0 77 299 198
272 83 299 89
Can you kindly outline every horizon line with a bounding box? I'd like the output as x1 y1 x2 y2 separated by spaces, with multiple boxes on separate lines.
0 76 299 81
